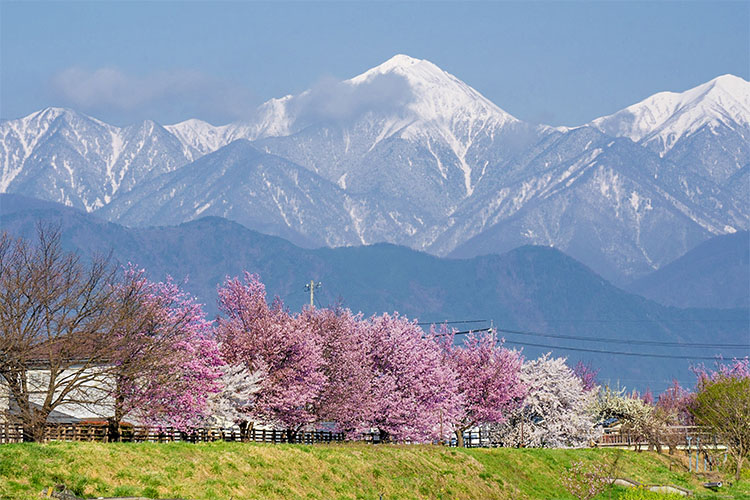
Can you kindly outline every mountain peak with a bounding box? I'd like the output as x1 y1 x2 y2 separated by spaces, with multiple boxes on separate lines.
348 54 518 126
708 74 748 93
377 53 423 71
591 74 750 149
350 54 444 85
28 106 74 122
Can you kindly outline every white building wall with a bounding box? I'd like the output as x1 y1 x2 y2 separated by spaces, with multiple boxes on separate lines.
20 365 115 421
0 378 8 422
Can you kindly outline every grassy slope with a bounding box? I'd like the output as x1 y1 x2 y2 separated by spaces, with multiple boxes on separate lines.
0 443 748 500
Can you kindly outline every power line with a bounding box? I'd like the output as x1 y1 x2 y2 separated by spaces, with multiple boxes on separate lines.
435 323 748 349
428 324 747 359
494 327 749 349
417 319 488 326
542 318 748 323
499 338 734 361
431 327 494 337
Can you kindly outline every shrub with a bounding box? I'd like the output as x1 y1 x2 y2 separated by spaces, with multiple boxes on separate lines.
561 460 608 500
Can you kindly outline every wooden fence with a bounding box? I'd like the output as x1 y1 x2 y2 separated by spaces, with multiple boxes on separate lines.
0 421 723 450
0 422 345 444
596 426 721 449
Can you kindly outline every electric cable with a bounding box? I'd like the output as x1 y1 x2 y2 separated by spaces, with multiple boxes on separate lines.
494 327 749 349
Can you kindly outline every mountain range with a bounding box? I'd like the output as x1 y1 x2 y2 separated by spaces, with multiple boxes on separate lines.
1 193 747 392
1 55 748 284
627 230 749 309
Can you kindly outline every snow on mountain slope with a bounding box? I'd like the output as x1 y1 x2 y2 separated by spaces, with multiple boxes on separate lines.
590 75 750 188
350 54 520 138
0 107 105 193
163 118 230 161
1 108 192 210
352 55 525 197
591 75 750 155
99 139 428 249
251 55 548 222
444 126 744 282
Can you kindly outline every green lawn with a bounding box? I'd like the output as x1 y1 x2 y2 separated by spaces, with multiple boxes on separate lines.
0 442 747 500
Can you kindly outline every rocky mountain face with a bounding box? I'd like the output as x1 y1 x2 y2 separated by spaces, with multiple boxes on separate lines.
1 56 748 283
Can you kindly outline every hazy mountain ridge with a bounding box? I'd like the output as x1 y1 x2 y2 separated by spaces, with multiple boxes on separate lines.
2 193 747 391
1 56 748 283
627 231 750 309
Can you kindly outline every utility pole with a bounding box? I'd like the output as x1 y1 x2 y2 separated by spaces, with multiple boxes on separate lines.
305 280 321 308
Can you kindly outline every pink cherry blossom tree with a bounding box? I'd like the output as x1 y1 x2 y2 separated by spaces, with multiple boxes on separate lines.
109 267 223 438
216 273 325 440
300 307 377 436
364 313 460 443
655 380 694 454
693 357 750 384
440 329 525 447
573 361 599 392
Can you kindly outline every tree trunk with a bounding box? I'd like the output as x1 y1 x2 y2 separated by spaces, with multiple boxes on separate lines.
107 418 121 443
378 429 389 443
286 428 298 443
22 422 36 442
108 394 126 442
455 429 465 448
27 413 48 443
736 455 744 482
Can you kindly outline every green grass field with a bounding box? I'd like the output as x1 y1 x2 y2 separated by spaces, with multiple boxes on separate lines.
0 442 747 500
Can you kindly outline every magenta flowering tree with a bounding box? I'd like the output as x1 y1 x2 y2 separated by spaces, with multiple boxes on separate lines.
109 267 223 437
573 361 599 392
300 307 377 435
641 389 655 405
655 380 695 454
440 329 525 447
364 313 460 443
217 273 326 440
693 358 750 384
656 380 694 425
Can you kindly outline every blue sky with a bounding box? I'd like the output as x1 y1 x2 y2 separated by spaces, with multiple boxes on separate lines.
2 1 748 127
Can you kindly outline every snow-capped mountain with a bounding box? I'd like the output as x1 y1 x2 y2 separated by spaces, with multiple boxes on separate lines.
444 126 745 280
97 139 429 249
164 55 544 217
591 74 750 184
0 107 191 210
592 75 749 153
1 56 748 283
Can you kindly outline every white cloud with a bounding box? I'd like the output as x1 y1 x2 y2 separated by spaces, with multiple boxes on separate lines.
50 66 256 124
291 73 415 127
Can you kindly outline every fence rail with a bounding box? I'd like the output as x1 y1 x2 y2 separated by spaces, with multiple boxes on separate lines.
0 422 345 444
595 426 720 449
0 422 723 450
